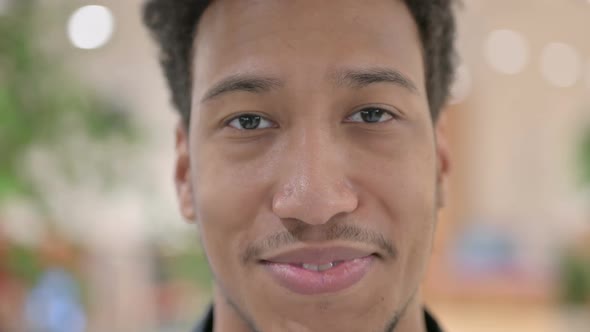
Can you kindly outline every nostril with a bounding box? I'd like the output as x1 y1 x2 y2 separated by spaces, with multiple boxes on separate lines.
272 182 358 226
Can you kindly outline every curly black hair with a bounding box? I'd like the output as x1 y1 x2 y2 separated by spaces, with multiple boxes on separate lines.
143 0 457 126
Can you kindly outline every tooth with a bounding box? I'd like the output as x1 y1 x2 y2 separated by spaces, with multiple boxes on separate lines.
301 262 334 272
302 264 319 271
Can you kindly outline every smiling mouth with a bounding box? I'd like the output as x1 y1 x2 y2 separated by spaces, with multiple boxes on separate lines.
259 246 378 295
299 261 341 272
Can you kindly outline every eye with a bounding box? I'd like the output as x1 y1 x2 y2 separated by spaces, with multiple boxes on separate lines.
227 114 275 130
345 107 395 124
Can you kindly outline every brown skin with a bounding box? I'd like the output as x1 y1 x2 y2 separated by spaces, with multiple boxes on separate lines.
175 0 451 331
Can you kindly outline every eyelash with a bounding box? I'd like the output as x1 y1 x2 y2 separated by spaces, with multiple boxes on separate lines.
225 107 398 130
344 107 398 124
225 113 276 130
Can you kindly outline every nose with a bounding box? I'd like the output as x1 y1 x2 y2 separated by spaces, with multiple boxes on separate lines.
272 130 358 225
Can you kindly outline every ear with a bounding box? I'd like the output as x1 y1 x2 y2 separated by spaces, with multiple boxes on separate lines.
434 111 452 210
175 122 197 223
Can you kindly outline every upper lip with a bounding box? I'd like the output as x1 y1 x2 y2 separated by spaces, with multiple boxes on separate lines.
260 246 376 265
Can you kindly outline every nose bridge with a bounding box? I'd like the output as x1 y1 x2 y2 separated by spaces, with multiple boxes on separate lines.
272 125 358 225
291 128 333 198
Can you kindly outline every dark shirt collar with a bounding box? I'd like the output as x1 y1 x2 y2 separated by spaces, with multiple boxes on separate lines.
193 305 444 332
193 305 214 332
424 308 444 332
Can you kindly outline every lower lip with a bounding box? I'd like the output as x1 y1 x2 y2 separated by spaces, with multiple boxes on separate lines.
262 255 375 295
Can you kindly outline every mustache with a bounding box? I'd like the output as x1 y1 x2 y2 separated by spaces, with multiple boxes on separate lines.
242 224 398 263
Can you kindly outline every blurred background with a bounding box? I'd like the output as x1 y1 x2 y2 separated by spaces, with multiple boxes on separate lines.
0 0 589 331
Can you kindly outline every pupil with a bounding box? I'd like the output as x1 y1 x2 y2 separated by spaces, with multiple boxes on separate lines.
360 109 383 123
239 115 261 129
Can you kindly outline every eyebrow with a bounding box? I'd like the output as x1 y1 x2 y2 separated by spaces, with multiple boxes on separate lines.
200 66 418 103
331 67 419 94
200 74 283 103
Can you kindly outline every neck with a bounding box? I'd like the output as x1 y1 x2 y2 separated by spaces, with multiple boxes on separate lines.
212 287 256 332
391 290 428 332
212 286 428 332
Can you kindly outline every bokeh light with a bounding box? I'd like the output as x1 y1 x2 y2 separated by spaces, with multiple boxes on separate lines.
67 5 114 50
540 42 581 88
3 1 590 332
485 29 529 75
450 64 472 104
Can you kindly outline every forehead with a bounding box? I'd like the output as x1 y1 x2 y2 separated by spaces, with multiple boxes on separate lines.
192 0 424 99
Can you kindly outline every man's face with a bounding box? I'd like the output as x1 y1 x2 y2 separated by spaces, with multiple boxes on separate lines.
176 0 449 331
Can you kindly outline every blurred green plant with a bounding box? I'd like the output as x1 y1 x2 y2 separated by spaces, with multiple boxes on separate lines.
560 253 590 306
0 0 138 290
166 250 213 290
0 0 136 205
3 244 42 286
559 126 590 306
579 127 590 187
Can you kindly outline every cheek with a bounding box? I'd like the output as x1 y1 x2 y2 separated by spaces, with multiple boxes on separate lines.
190 142 278 273
353 127 438 220
370 161 437 263
351 125 438 262
390 150 438 283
